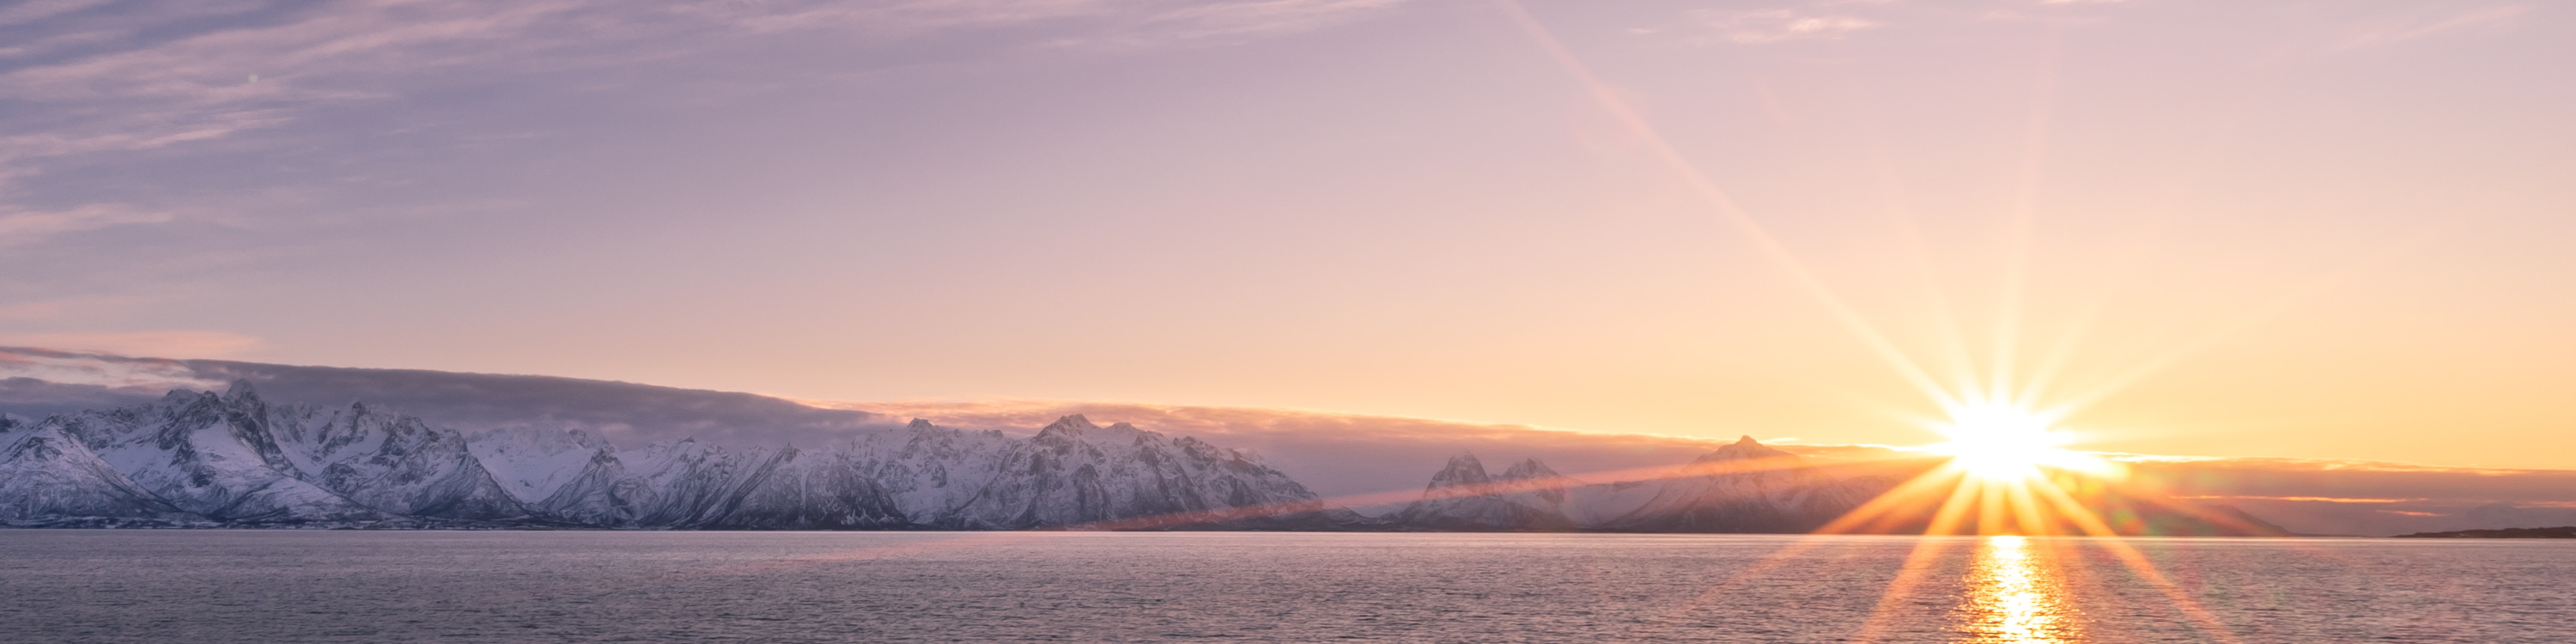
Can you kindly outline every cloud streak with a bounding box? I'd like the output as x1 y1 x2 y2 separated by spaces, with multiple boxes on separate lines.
0 204 173 246
0 0 1418 246
1689 8 1879 45
2336 4 2532 50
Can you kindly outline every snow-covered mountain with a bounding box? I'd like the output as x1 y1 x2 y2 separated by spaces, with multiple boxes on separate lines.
0 383 1360 530
924 415 1364 530
265 399 528 520
40 387 392 524
0 416 200 526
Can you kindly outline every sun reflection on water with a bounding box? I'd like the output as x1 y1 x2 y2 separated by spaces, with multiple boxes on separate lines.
1961 536 2080 643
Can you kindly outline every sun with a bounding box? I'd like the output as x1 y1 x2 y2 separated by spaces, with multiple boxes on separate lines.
1929 403 2086 481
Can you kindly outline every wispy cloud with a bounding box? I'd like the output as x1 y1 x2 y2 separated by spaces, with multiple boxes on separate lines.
2336 4 2532 51
0 331 265 359
716 0 1411 39
0 0 1416 244
1689 8 1880 45
1131 0 1409 42
0 202 175 242
0 204 173 246
0 0 117 27
0 297 131 322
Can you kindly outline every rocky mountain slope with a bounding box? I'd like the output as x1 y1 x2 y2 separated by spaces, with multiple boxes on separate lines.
0 416 199 526
0 383 1358 530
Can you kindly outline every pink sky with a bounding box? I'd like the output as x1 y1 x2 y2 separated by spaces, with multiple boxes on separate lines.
1 0 2570 470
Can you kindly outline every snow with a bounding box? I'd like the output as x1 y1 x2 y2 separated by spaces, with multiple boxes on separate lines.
0 421 198 523
468 425 616 506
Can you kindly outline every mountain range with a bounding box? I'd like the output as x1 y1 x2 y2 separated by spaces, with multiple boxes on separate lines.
0 382 1365 530
0 380 2288 535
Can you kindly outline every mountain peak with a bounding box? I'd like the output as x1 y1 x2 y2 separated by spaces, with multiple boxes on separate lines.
222 379 261 402
1699 435 1793 464
1036 414 1101 436
1498 458 1559 481
1426 453 1492 488
906 418 935 429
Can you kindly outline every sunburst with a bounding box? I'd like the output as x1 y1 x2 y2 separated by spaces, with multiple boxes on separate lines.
1475 3 2288 642
1925 402 2101 483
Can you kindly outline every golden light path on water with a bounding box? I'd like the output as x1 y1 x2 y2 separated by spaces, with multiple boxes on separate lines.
1965 536 2077 644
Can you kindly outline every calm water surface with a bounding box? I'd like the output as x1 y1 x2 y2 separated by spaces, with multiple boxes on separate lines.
0 531 2565 643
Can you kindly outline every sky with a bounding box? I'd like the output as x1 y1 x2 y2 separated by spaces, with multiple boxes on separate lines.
2 0 2570 470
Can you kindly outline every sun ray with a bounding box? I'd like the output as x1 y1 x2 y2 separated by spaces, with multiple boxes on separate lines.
2039 245 2405 420
2006 478 2055 537
1869 144 1990 404
1978 476 2013 535
2093 476 2296 538
1487 0 1965 413
1614 462 1984 642
1844 477 1989 643
1990 29 2063 408
2025 476 2245 644
2013 225 2160 409
1815 465 1972 535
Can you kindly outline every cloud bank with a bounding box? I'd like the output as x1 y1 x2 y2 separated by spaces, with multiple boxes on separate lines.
0 346 888 447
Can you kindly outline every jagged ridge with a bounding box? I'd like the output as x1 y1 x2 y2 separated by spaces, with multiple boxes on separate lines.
0 384 1362 530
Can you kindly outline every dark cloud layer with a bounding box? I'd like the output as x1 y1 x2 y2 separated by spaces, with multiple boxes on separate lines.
0 346 886 447
0 377 167 419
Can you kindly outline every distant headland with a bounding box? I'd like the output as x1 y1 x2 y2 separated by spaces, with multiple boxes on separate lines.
2395 526 2576 538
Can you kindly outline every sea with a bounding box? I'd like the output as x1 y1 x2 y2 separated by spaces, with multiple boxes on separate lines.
0 531 2565 643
